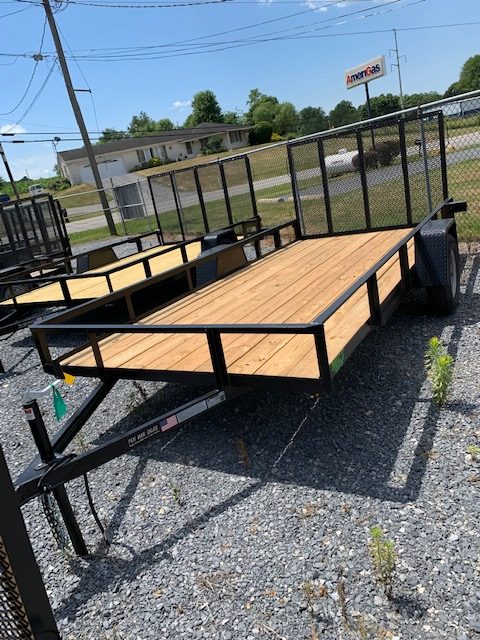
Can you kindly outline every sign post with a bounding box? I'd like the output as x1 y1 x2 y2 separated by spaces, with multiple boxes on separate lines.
345 55 387 150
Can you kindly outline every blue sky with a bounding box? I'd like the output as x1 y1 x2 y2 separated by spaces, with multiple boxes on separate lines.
0 0 479 179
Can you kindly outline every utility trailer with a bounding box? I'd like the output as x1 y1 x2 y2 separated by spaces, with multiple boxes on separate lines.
15 110 467 555
0 216 261 333
0 194 71 289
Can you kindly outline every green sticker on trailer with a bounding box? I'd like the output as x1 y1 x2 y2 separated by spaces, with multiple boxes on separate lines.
330 351 345 376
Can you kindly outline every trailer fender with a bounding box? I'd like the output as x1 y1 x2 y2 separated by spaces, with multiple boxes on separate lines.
415 218 460 314
414 218 457 287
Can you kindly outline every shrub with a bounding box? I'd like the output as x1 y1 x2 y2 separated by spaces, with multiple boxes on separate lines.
375 139 401 166
352 148 378 170
285 132 297 141
48 177 71 192
201 134 226 156
249 121 273 145
270 132 283 142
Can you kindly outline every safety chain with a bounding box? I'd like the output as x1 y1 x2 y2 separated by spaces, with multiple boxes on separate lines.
40 493 72 554
0 535 34 639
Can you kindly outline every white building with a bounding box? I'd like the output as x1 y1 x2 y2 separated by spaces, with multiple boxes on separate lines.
58 122 252 185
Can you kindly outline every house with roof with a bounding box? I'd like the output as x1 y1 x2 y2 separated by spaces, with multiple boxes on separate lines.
58 122 253 185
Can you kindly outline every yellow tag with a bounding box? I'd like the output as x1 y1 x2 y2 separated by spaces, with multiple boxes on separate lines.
63 373 76 385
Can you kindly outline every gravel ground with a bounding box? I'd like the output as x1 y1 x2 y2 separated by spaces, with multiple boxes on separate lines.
1 251 480 640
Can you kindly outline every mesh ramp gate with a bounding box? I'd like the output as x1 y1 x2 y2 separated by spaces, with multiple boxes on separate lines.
0 444 59 639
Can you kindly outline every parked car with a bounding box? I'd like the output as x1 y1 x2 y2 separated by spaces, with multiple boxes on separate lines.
0 193 10 204
28 184 44 196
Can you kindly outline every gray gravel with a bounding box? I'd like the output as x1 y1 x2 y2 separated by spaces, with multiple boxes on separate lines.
1 251 480 639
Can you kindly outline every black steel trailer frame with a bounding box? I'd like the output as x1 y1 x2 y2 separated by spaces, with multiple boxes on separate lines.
0 194 71 275
0 216 261 334
11 109 467 559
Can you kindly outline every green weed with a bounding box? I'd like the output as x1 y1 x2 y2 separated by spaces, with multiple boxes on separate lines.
369 526 396 600
425 337 454 405
467 444 480 462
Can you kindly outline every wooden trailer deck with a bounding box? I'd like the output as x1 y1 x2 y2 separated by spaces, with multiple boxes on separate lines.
59 228 414 385
0 241 202 306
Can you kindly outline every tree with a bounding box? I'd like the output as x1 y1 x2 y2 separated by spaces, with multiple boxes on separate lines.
403 92 441 108
187 90 223 126
156 118 174 131
273 102 298 135
357 93 400 119
299 106 328 135
98 128 128 143
252 100 278 124
444 82 461 98
457 54 480 92
128 111 158 136
329 100 359 128
223 110 243 125
246 89 279 124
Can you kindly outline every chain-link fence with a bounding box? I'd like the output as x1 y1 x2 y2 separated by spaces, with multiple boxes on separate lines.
54 89 480 248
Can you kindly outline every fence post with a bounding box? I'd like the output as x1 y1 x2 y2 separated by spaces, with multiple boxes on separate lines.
0 443 60 639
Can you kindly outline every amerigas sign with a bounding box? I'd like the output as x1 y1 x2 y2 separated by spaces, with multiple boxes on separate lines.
345 56 386 89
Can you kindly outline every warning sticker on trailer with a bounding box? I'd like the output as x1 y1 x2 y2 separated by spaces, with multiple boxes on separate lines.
24 407 35 421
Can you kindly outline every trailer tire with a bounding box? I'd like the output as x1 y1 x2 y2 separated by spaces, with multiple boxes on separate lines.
0 283 31 302
426 234 460 314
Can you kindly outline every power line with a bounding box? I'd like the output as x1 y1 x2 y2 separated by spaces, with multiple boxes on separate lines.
0 16 46 115
64 0 423 61
0 4 30 16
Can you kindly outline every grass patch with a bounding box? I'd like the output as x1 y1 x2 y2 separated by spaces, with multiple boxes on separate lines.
54 184 114 209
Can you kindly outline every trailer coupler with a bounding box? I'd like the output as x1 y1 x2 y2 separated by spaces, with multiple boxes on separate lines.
15 382 245 555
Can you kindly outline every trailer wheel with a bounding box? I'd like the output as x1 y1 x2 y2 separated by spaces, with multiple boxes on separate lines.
0 283 31 302
426 234 460 314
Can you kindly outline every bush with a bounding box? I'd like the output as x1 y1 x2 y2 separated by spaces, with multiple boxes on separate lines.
375 139 401 166
352 148 378 170
249 121 273 145
270 132 283 142
201 134 227 156
285 132 298 141
128 157 173 172
47 177 71 192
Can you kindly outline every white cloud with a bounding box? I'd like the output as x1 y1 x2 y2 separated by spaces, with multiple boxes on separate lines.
3 152 57 181
171 100 191 110
0 124 27 135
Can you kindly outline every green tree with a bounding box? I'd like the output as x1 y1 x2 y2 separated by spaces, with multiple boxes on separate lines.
187 90 223 126
98 128 128 143
329 100 359 128
156 118 174 131
273 102 298 135
223 110 243 124
358 93 400 119
444 82 461 98
252 100 278 124
299 106 328 135
128 111 158 136
246 89 279 124
457 54 480 92
403 92 441 108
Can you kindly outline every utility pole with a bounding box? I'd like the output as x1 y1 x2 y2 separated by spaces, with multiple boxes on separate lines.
0 143 21 201
42 0 117 235
390 29 406 110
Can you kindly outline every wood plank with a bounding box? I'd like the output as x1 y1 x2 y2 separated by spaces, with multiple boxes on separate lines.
62 229 413 381
1 242 202 305
99 233 379 370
